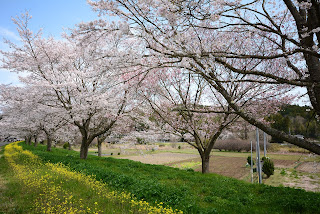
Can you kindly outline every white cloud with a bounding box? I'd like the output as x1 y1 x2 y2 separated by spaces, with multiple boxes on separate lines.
0 27 20 41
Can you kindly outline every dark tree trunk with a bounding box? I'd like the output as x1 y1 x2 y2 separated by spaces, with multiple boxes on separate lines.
34 135 38 147
26 136 32 145
80 141 89 159
201 154 210 174
47 137 52 152
68 142 72 150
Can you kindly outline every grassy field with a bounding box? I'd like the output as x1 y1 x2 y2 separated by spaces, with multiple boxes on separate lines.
7 142 319 214
85 142 320 192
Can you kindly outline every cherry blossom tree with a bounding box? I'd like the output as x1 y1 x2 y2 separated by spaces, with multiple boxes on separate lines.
1 13 138 159
83 0 320 154
0 84 69 151
140 70 237 173
139 67 290 173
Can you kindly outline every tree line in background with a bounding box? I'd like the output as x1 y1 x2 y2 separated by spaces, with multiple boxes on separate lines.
268 105 320 142
1 0 320 173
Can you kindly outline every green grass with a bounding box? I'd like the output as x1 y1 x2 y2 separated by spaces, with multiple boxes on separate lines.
0 149 26 213
20 143 320 214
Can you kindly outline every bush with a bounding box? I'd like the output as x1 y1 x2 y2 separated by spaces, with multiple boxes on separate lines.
136 137 146 145
247 156 254 165
262 157 275 178
178 145 181 149
118 152 120 155
62 142 69 150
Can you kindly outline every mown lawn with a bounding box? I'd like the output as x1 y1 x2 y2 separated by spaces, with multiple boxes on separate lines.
21 143 320 214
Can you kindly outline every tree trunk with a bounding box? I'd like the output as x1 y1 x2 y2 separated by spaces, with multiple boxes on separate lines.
26 136 32 145
68 142 72 150
97 135 107 157
244 124 248 140
98 139 102 157
80 141 89 159
34 135 38 147
201 154 210 174
47 137 52 152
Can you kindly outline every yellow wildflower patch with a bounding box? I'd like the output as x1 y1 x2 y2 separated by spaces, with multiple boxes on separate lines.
4 142 183 214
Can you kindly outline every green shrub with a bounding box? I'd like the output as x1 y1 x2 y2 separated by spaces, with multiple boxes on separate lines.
262 157 274 178
136 137 146 145
118 152 120 155
247 156 254 165
111 153 113 155
62 142 69 149
178 145 181 149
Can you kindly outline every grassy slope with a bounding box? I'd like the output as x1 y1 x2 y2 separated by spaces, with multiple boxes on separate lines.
0 148 26 214
21 143 320 214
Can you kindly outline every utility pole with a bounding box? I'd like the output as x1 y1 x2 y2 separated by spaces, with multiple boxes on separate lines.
251 141 253 183
256 128 262 184
263 132 267 157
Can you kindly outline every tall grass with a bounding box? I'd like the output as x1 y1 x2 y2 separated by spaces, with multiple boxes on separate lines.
21 142 320 214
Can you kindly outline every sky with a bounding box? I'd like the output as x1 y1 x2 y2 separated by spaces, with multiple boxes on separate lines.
0 0 99 85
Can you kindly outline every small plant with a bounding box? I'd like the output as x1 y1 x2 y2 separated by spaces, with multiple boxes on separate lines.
247 156 254 165
111 153 113 155
62 142 69 150
262 157 274 178
280 169 287 176
178 145 181 149
118 152 120 155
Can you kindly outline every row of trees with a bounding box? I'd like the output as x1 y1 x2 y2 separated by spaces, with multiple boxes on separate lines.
1 0 320 172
